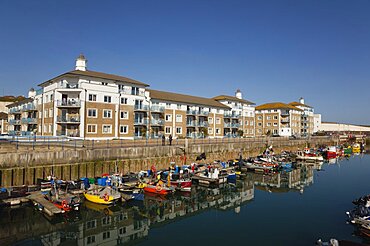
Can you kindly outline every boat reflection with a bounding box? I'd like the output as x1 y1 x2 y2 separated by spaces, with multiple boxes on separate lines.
2 165 321 246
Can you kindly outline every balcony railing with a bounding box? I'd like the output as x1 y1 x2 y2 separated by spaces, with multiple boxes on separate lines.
56 130 80 137
150 106 165 112
198 122 209 127
134 119 149 125
120 88 145 97
134 105 149 111
58 83 79 89
186 110 197 115
150 119 164 126
22 104 37 111
224 113 241 118
21 118 38 124
281 118 290 123
198 111 209 116
57 99 81 107
186 121 197 127
9 119 21 125
57 116 81 123
9 108 21 114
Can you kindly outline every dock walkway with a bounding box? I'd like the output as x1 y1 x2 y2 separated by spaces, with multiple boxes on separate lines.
28 192 64 216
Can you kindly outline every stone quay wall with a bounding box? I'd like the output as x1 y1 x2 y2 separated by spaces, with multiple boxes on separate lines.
0 137 334 187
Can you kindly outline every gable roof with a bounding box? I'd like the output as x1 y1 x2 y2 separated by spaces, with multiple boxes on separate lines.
0 95 26 102
148 89 230 109
288 101 312 108
38 70 149 87
255 102 302 111
6 98 33 108
213 95 255 105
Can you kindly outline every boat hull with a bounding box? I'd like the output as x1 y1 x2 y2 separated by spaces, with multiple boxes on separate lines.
84 193 116 205
143 185 173 195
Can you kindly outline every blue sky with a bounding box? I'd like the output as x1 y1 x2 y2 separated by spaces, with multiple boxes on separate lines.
0 0 369 124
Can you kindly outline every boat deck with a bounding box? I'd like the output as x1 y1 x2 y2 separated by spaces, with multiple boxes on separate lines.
28 192 64 216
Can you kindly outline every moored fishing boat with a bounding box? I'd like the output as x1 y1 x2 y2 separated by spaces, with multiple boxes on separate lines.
143 181 175 195
352 143 361 153
324 146 337 159
296 150 324 162
84 186 121 205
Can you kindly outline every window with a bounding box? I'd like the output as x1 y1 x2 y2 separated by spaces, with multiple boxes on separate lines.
245 120 249 126
102 216 111 225
165 114 172 122
250 129 254 134
250 121 254 126
258 122 262 126
274 116 278 120
176 127 182 134
245 129 248 134
120 111 129 119
216 118 221 124
119 227 127 235
43 126 47 133
118 84 125 91
166 103 171 109
131 87 139 95
216 128 220 134
258 129 262 133
102 125 112 134
104 96 111 103
103 231 110 240
165 127 171 134
273 129 278 135
49 109 53 117
39 112 42 118
87 124 97 133
208 117 213 124
50 94 53 101
273 122 278 126
86 220 96 229
44 110 48 118
120 97 128 104
267 116 271 120
208 128 213 134
258 116 262 120
176 114 182 122
49 124 52 133
267 123 271 126
88 109 97 118
88 94 97 101
101 82 108 86
87 236 96 244
103 110 112 118
120 125 128 134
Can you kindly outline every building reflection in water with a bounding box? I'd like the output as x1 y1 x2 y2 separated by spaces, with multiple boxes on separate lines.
0 164 321 246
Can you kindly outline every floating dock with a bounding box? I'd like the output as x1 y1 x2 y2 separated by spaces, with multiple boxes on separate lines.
28 192 64 216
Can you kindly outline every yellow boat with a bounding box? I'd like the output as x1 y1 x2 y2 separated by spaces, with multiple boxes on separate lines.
352 143 361 153
84 187 121 205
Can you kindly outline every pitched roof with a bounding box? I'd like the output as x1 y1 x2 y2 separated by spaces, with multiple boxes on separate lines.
289 101 312 108
0 112 8 120
38 70 149 87
0 95 26 102
213 95 255 105
148 89 230 109
6 98 33 108
255 102 302 111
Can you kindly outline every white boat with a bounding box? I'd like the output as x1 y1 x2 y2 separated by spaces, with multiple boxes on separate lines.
295 151 324 162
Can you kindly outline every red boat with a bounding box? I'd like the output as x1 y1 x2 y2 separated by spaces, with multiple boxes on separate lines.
324 146 337 159
170 179 192 189
143 184 174 195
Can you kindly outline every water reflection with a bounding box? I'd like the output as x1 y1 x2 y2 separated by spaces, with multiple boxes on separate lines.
0 158 360 246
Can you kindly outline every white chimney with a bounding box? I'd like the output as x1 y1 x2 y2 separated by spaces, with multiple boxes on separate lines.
28 88 36 98
235 89 242 99
299 97 305 104
75 54 87 71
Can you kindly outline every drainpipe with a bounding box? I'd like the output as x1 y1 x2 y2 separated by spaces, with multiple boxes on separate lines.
84 89 87 142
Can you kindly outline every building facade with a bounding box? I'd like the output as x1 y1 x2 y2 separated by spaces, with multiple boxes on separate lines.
289 97 314 136
255 103 302 137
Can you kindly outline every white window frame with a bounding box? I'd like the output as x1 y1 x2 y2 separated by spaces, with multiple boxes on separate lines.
215 128 220 134
120 111 129 119
87 108 97 118
104 96 112 103
87 124 97 134
102 124 112 134
103 109 112 119
176 114 182 122
216 118 221 124
88 94 97 102
165 126 171 134
120 97 128 104
208 117 213 124
208 127 213 134
120 125 128 134
165 114 172 122
267 116 271 120
176 127 182 134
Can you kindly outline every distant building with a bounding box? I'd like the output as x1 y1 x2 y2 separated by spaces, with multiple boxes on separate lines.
255 102 302 137
289 97 314 136
319 122 370 134
313 114 322 133
0 112 8 134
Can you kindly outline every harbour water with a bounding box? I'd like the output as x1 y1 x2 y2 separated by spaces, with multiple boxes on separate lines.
1 154 370 246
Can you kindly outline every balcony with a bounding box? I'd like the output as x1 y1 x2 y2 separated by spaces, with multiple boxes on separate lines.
281 111 290 116
281 118 290 123
134 119 149 125
56 130 80 137
198 111 209 116
150 119 164 126
231 123 240 128
22 104 37 111
57 99 81 108
57 116 80 124
21 118 38 124
150 106 165 113
198 122 209 127
9 119 21 125
58 83 79 89
224 123 231 128
119 88 145 97
224 113 240 118
186 121 197 127
9 108 21 114
134 105 149 111
186 110 197 115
